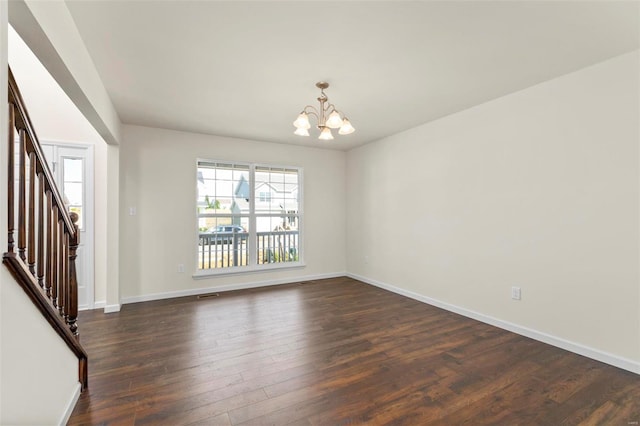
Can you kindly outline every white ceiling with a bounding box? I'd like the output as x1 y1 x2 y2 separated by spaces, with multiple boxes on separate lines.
64 1 639 151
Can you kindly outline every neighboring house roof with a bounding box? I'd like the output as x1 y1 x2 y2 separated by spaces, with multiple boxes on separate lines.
255 181 298 195
231 196 298 214
235 175 250 200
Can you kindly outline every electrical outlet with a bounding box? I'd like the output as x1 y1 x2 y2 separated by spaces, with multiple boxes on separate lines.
511 286 521 300
177 264 185 273
364 256 369 265
129 207 137 216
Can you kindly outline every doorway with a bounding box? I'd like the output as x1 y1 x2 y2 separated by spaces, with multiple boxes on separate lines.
41 143 95 310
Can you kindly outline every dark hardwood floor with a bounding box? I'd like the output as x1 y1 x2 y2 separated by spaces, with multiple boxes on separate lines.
68 277 640 425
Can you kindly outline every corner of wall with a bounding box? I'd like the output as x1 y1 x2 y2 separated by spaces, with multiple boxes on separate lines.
108 144 120 307
0 1 8 420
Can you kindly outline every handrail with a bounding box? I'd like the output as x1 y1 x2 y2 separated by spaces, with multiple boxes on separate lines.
3 253 88 389
8 68 74 234
4 66 87 390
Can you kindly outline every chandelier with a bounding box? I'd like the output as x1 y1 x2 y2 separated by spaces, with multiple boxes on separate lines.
292 82 355 140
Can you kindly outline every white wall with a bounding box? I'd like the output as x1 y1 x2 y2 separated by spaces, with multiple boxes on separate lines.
347 51 640 369
1 284 80 425
119 125 346 300
1 3 80 424
8 26 104 145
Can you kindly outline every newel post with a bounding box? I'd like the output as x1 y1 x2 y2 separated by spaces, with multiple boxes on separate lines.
67 211 80 339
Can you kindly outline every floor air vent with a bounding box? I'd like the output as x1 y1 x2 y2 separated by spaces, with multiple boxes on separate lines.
197 293 220 299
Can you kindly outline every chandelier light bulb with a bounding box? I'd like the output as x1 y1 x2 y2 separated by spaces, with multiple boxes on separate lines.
326 111 344 129
293 113 311 130
294 127 310 136
338 118 355 135
318 127 334 140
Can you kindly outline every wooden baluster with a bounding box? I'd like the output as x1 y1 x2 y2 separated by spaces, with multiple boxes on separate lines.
37 173 45 288
28 151 36 274
63 232 70 323
233 232 239 267
45 191 53 298
58 218 65 316
18 129 26 261
51 204 58 307
7 103 15 253
67 212 80 338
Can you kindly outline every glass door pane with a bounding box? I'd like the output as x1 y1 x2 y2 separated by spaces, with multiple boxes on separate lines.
62 157 84 229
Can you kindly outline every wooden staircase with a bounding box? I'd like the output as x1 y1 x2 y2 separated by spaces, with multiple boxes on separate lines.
3 66 88 390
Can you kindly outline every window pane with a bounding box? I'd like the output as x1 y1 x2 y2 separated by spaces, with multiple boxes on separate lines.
254 166 299 214
197 216 249 270
63 182 83 206
197 162 249 215
197 161 251 270
62 157 84 229
63 157 83 182
256 216 299 265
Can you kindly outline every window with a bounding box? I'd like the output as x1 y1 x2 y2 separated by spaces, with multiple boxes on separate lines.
62 157 84 229
259 191 272 202
196 161 302 273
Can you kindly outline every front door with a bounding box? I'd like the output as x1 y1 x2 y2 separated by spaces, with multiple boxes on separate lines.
41 143 94 310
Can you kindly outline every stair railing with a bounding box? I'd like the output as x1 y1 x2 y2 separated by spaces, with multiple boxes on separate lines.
3 66 88 390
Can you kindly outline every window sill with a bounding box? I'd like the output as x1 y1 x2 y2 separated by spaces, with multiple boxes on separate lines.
192 261 306 279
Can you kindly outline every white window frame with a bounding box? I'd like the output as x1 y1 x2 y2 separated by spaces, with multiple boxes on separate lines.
193 160 304 278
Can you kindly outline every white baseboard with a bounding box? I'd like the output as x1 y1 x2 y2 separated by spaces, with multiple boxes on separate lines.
59 382 81 426
347 272 640 375
104 303 121 313
93 300 106 309
120 271 346 305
